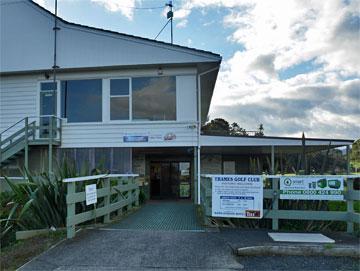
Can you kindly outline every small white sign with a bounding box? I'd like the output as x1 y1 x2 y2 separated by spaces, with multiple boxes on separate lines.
280 176 344 200
212 175 263 219
85 184 97 205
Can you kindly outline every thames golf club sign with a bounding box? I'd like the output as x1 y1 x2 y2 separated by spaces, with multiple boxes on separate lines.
211 175 263 219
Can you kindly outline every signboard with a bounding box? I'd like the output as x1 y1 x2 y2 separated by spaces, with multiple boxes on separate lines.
123 135 148 142
85 184 97 205
212 175 263 218
280 176 344 200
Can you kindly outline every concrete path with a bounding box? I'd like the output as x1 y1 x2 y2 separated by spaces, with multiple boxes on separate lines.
19 202 360 271
19 229 241 270
19 228 360 271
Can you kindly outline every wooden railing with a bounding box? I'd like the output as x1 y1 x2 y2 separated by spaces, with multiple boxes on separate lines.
0 116 62 170
64 174 139 239
200 175 360 234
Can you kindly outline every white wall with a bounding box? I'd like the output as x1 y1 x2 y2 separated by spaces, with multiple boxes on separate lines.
0 67 198 147
0 75 38 138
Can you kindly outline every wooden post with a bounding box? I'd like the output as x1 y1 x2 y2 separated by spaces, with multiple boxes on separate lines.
103 178 110 223
24 117 29 171
66 182 76 239
48 116 53 174
193 146 197 204
272 177 279 231
0 133 2 167
346 146 354 233
135 177 140 207
271 145 275 174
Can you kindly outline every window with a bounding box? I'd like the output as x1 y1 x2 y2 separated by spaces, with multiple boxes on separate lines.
132 76 176 121
110 79 130 120
61 79 102 123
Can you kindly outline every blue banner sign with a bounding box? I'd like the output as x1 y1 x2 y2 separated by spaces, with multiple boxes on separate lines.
123 135 149 142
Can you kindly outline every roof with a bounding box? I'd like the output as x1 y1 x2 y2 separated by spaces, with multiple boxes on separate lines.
29 0 221 60
201 135 354 147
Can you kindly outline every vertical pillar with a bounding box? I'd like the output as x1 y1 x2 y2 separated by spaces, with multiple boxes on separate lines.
103 178 110 223
24 117 29 171
346 146 354 233
193 146 197 204
48 116 53 174
197 146 201 205
271 145 275 174
66 182 76 239
271 145 279 230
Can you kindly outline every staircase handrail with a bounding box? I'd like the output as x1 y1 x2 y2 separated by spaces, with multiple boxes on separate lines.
0 117 28 137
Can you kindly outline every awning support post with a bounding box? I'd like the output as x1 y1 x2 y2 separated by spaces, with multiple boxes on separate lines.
197 146 201 205
271 145 275 174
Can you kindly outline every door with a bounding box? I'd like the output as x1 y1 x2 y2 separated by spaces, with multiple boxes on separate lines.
39 82 57 138
150 161 191 200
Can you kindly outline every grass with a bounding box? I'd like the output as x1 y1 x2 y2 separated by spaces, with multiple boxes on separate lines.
0 231 65 271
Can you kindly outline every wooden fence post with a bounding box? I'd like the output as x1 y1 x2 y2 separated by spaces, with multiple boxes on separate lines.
66 182 76 239
272 177 279 231
103 178 110 223
347 177 354 234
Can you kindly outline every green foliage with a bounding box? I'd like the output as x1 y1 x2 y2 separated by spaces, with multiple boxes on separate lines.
350 139 360 172
139 189 147 205
201 118 265 137
0 159 78 248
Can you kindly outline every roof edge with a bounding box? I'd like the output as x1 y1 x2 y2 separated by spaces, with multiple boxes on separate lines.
27 0 222 60
201 134 355 143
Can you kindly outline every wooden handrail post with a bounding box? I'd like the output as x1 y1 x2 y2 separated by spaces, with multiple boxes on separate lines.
48 116 53 174
66 182 76 239
59 118 62 143
272 177 279 231
24 117 29 171
347 177 354 234
103 177 111 223
0 133 2 165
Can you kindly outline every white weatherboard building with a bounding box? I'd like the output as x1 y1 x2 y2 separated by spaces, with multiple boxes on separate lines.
0 0 353 202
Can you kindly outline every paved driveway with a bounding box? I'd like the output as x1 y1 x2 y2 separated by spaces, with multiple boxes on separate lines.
19 202 359 271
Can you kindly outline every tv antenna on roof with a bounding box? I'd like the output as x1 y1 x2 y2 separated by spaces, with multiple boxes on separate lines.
166 1 174 44
155 1 174 44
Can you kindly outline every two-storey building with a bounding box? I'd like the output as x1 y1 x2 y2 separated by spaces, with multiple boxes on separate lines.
0 0 353 203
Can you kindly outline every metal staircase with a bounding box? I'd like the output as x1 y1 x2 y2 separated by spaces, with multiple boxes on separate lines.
0 116 62 171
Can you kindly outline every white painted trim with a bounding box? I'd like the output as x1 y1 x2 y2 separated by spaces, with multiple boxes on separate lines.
63 174 139 183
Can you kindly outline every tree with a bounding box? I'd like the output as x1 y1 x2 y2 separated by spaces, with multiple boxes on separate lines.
201 118 264 137
350 139 360 172
254 124 264 137
201 118 231 136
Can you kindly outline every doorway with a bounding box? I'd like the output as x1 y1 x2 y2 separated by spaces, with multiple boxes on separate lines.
150 161 191 200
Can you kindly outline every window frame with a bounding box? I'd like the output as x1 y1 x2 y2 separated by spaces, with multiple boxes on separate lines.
37 80 61 119
60 78 103 124
109 77 132 122
131 75 177 122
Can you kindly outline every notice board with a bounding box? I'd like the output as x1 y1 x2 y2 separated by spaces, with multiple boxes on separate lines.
211 175 263 219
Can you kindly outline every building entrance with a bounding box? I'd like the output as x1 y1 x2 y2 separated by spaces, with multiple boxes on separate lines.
150 161 191 200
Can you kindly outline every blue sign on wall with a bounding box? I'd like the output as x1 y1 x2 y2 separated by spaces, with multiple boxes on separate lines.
123 135 149 142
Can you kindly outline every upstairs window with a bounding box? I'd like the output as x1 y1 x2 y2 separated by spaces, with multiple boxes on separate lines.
132 76 176 121
110 79 130 120
61 79 102 123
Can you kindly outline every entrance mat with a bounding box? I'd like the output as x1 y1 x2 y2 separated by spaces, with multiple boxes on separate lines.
268 233 335 243
108 202 204 231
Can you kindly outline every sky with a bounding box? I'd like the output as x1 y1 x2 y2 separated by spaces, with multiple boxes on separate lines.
34 0 360 139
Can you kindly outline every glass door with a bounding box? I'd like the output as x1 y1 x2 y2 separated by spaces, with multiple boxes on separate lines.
39 82 57 138
178 162 191 198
